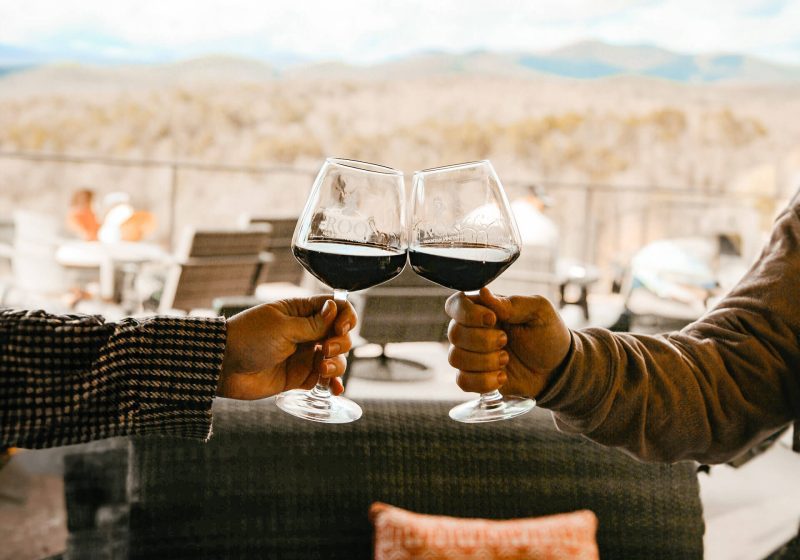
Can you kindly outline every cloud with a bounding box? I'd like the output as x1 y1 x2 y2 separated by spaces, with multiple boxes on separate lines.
0 0 798 64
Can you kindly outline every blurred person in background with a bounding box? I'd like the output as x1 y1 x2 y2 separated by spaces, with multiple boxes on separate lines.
66 188 101 241
511 184 559 250
98 192 157 243
1 296 355 450
445 191 800 465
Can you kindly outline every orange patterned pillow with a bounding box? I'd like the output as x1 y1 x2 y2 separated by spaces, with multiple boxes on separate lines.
370 502 599 560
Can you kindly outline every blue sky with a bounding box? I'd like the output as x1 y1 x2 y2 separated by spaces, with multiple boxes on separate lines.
1 0 799 65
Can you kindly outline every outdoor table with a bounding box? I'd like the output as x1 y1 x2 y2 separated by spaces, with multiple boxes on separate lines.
55 240 169 300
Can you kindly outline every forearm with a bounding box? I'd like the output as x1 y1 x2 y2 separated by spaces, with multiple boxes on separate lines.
539 193 800 464
538 322 798 463
1 309 226 449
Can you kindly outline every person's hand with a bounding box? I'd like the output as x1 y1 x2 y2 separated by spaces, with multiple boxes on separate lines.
445 288 571 398
217 296 356 400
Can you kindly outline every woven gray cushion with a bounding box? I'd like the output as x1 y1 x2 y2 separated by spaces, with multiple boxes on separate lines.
66 399 704 559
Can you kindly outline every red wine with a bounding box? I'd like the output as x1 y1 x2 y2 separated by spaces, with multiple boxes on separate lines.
293 241 406 292
409 244 519 292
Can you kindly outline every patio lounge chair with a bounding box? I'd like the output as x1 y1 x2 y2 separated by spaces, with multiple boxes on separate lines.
159 227 271 314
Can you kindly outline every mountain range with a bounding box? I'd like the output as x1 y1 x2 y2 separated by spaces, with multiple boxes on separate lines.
2 39 800 83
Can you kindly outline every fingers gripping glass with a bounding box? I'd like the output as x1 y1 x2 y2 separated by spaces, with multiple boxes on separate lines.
410 160 535 423
276 158 407 423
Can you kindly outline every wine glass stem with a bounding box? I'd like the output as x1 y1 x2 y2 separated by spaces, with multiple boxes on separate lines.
310 289 348 398
479 390 505 410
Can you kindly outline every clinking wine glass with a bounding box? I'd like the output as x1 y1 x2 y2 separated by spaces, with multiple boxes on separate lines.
409 160 535 423
276 158 407 423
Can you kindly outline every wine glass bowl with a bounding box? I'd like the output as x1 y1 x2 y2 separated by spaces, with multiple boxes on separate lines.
409 161 521 292
277 158 406 423
409 160 534 423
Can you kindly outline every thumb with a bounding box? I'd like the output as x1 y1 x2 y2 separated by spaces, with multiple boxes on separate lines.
476 288 550 325
285 298 337 343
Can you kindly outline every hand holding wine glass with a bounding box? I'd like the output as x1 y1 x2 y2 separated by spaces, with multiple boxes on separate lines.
276 158 407 423
445 288 572 399
409 160 535 422
218 296 357 400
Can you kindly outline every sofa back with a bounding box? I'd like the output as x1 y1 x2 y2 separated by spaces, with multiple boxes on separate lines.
64 399 704 559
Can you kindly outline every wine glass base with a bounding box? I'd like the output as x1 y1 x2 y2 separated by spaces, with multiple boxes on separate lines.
448 396 536 423
275 389 363 424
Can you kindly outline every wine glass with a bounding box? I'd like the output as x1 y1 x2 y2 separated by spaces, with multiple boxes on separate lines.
409 160 535 423
276 158 407 423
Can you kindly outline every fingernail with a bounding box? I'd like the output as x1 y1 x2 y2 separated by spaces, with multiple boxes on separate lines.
323 300 336 318
341 323 351 335
326 362 337 374
497 372 508 385
499 351 509 366
498 333 507 347
327 343 340 356
483 313 495 326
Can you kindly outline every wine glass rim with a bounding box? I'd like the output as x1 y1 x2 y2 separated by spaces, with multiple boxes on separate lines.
414 160 492 175
326 157 403 176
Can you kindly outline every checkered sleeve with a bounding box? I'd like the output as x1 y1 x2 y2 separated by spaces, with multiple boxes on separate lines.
0 309 227 449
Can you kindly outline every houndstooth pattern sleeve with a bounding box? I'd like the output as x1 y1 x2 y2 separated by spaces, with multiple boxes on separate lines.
0 309 226 449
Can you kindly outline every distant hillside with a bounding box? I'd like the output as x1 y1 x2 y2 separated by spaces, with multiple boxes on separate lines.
2 39 800 86
0 56 278 95
242 41 799 83
0 43 46 76
526 40 800 82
